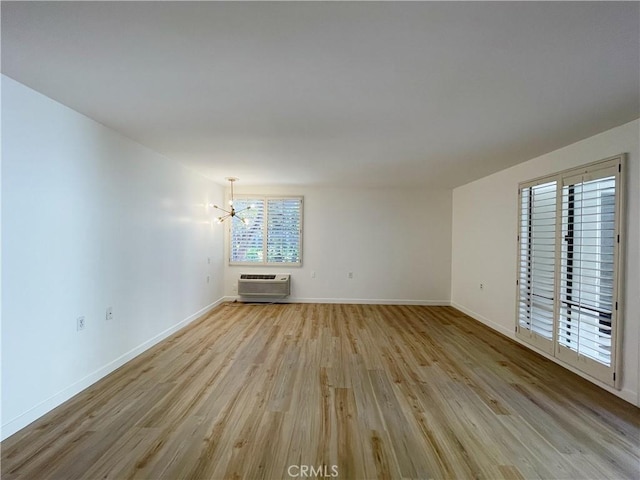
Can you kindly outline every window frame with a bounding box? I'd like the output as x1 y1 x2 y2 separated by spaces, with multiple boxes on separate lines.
228 195 304 267
515 154 625 388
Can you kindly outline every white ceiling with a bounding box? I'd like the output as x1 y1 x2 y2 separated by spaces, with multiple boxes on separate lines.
2 2 638 188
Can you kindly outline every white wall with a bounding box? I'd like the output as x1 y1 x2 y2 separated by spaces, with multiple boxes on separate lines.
1 76 226 439
451 120 640 405
224 186 452 304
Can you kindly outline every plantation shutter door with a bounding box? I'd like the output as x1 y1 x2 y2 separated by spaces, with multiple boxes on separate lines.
230 199 265 263
266 198 302 264
556 165 620 385
516 180 557 354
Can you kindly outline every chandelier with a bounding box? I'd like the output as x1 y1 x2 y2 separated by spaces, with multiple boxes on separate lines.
212 177 251 224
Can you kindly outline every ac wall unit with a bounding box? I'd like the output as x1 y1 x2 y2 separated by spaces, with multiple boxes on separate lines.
238 274 290 298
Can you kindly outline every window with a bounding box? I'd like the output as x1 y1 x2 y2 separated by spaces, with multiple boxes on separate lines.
230 196 303 265
517 179 557 354
516 155 624 387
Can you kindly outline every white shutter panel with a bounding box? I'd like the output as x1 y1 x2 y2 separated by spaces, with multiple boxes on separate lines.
516 180 556 353
515 156 623 387
230 199 264 263
266 198 302 264
556 166 620 383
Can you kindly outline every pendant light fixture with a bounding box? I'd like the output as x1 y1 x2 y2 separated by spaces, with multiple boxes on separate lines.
212 177 251 224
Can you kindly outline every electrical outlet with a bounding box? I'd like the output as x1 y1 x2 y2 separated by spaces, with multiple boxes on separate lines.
206 275 210 283
480 283 484 290
348 272 354 279
77 316 86 331
311 271 316 278
207 257 211 264
106 307 113 321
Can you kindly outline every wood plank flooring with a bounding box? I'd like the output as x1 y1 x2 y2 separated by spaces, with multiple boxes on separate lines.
2 304 639 479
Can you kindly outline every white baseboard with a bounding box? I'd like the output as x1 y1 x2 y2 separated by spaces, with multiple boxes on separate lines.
450 301 515 338
225 296 451 306
450 301 638 407
1 297 226 441
292 297 451 306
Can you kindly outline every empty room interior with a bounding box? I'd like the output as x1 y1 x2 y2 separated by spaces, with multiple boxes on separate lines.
2 2 639 479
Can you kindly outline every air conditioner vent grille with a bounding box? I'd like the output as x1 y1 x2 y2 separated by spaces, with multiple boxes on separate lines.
240 274 277 280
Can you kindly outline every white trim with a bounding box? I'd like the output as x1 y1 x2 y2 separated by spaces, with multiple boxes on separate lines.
225 296 450 306
1 297 227 441
452 302 637 406
452 301 514 338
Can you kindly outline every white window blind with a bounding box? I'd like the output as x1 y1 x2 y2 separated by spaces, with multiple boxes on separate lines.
517 180 557 353
515 156 623 387
266 198 302 264
230 196 303 265
556 167 619 379
230 199 265 263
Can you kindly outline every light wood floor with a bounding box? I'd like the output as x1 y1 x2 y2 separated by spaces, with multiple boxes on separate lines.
2 304 639 479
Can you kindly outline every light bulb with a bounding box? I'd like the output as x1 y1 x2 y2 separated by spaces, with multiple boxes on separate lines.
228 199 233 206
